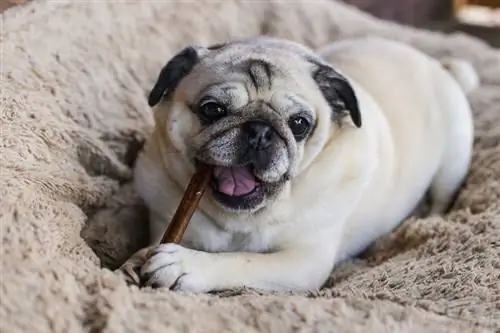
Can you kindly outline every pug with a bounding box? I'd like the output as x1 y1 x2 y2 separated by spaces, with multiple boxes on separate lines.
118 36 477 292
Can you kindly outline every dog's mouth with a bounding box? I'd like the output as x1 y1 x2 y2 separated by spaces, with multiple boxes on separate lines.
208 164 265 211
212 165 259 196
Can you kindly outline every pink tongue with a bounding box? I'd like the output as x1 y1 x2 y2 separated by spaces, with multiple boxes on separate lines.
213 166 257 196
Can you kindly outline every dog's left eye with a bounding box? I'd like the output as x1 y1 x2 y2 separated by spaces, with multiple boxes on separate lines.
199 102 227 123
288 116 310 140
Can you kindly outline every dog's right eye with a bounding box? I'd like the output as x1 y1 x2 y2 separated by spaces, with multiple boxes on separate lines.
198 101 228 123
288 115 311 141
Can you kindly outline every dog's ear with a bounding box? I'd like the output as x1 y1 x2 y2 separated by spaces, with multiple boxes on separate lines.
312 64 362 128
148 46 205 107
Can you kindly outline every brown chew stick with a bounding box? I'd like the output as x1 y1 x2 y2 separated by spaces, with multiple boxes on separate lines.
160 163 212 244
120 164 211 287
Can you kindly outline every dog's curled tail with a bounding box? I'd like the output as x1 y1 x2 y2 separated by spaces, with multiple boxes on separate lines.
440 57 479 94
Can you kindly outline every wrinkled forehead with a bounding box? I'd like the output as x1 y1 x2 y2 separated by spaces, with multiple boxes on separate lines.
177 40 319 113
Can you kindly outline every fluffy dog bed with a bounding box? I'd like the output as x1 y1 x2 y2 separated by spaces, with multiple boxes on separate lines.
1 1 499 332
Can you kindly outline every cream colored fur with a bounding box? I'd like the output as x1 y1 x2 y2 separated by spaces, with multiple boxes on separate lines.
120 37 477 292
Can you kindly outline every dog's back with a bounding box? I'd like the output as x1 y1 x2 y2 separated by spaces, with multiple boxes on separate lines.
318 37 476 260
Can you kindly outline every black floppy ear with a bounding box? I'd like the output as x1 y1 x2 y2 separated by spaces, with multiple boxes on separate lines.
148 46 203 107
312 64 362 128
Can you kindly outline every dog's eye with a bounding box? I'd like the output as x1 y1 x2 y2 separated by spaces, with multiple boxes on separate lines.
288 116 310 140
199 101 227 123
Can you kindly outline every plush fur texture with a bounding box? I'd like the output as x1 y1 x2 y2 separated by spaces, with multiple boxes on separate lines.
1 1 499 332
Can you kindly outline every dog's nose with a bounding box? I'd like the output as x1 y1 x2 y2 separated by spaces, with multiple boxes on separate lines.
243 121 274 150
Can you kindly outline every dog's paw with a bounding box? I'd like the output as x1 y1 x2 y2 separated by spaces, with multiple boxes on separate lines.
116 247 152 286
140 243 216 292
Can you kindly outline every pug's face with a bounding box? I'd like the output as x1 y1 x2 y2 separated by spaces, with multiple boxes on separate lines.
148 37 361 213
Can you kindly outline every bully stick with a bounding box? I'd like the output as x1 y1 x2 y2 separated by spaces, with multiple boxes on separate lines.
121 163 212 286
160 163 212 244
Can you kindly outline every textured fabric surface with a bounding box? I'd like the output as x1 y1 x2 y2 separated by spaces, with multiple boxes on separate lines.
1 1 499 332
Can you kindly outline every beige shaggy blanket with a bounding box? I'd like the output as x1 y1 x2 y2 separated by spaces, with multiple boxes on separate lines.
1 1 499 332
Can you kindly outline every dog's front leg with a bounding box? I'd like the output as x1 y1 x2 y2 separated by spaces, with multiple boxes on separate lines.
139 238 339 293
